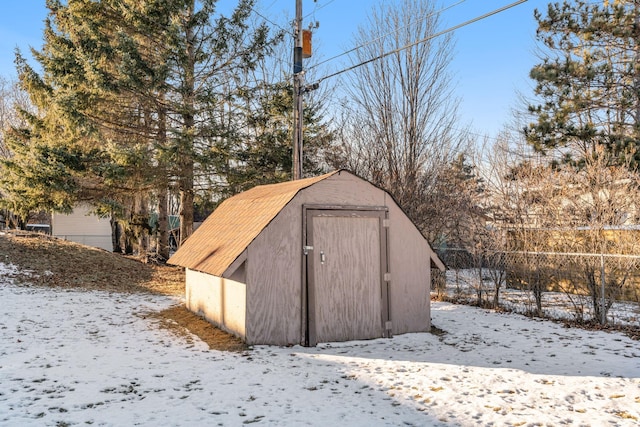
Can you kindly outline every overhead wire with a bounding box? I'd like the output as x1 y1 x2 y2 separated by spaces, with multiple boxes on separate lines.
311 0 528 86
244 1 296 77
249 0 473 83
249 3 292 36
303 0 337 20
308 0 467 71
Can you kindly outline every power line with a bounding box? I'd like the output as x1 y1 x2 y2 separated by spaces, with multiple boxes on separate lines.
308 0 467 71
303 0 337 20
311 0 528 86
250 6 292 36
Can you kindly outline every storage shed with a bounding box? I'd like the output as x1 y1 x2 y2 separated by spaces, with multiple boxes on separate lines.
169 170 444 346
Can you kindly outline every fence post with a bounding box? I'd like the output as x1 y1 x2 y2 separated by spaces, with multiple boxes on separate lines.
600 253 606 325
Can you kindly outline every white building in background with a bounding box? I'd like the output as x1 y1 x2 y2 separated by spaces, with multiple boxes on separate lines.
51 204 112 251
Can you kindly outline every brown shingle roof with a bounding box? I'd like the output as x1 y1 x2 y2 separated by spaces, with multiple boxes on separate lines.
168 171 339 276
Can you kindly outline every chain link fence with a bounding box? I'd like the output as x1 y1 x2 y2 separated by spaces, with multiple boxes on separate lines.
433 248 640 327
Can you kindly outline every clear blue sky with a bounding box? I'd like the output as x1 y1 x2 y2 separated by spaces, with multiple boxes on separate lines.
0 0 547 136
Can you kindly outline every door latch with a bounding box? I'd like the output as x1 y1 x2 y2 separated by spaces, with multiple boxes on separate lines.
303 245 313 255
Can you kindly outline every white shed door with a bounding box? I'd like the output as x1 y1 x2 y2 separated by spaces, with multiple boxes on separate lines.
310 215 383 343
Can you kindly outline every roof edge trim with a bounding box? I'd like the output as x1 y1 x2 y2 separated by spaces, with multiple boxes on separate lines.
222 249 248 279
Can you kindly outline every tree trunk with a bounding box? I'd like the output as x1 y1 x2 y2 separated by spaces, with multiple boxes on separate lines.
119 200 134 255
157 186 170 259
111 216 121 253
135 192 150 261
156 99 170 260
178 0 196 247
179 175 194 247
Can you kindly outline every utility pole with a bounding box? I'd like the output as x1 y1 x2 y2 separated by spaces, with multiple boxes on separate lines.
292 0 303 180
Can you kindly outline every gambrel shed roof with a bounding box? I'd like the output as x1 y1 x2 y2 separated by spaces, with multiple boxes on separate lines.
169 171 340 276
170 169 445 345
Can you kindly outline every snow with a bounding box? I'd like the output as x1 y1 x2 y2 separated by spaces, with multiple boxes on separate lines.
1 261 639 426
444 268 640 327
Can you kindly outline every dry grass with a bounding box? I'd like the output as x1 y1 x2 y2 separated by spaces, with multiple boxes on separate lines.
148 305 248 352
0 230 184 294
0 231 248 352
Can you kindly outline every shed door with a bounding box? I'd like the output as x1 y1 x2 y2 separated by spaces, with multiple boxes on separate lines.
305 209 388 345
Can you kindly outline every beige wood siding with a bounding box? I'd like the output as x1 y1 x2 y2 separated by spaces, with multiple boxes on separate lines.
243 171 435 344
301 174 432 336
387 201 431 334
312 216 382 342
244 173 386 345
185 268 246 340
300 172 386 206
245 202 302 345
51 205 112 251
239 171 434 345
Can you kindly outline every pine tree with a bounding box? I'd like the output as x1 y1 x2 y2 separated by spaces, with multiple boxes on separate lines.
526 0 640 168
2 0 163 253
215 80 334 199
157 0 277 245
1 0 281 253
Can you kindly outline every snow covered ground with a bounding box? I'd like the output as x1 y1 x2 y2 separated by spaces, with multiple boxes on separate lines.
443 269 640 327
1 262 639 426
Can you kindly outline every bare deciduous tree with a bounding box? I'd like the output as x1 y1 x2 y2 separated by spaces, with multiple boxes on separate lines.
545 151 640 323
480 127 640 322
330 0 468 236
475 128 551 315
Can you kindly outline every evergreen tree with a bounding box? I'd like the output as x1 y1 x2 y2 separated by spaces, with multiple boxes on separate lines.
1 0 281 253
159 0 277 245
526 0 640 168
3 0 162 253
216 80 333 198
0 76 33 226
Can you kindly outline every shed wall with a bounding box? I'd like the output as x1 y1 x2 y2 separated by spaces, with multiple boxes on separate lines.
186 268 246 340
245 205 301 345
245 172 433 345
51 205 112 251
245 173 387 345
387 201 432 334
305 173 432 335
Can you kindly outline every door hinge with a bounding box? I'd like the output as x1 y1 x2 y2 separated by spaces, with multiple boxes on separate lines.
382 218 390 228
303 245 314 255
384 273 391 282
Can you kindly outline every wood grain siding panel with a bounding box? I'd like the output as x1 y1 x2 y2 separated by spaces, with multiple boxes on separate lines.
186 269 222 323
387 202 431 334
301 173 385 206
296 174 387 345
311 216 383 343
245 202 302 346
222 276 247 336
185 269 247 340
